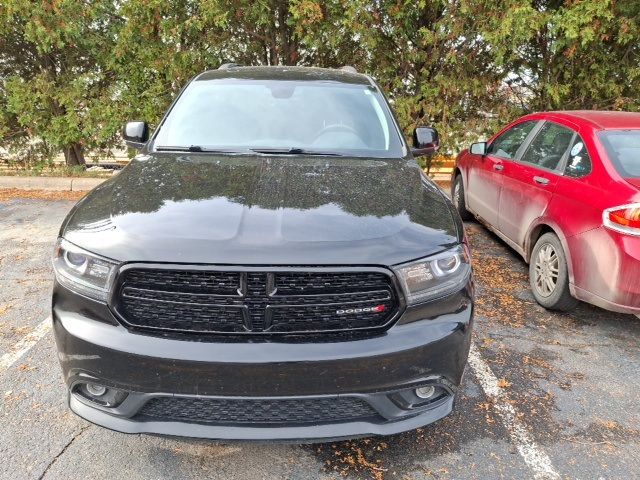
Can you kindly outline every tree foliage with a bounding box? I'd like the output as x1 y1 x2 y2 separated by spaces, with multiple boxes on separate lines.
0 0 122 165
484 0 640 111
1 0 639 166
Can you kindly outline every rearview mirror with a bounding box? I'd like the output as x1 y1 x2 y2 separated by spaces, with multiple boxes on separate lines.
412 126 439 157
123 121 149 149
470 142 487 155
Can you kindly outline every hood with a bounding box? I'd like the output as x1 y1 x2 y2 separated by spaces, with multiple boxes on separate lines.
62 153 459 266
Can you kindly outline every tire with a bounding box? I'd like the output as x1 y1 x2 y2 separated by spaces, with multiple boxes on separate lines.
452 175 472 221
529 232 578 311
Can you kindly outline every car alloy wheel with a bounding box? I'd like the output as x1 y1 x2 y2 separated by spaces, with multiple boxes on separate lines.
533 243 559 297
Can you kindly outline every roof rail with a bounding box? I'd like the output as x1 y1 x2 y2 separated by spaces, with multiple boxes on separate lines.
339 66 358 74
218 63 242 70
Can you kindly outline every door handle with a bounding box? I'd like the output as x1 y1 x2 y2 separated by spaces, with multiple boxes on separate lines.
533 176 549 185
493 164 504 171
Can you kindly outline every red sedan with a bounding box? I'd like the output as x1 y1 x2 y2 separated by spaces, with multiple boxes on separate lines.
452 111 640 314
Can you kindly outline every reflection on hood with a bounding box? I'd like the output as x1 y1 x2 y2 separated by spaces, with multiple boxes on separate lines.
63 154 459 265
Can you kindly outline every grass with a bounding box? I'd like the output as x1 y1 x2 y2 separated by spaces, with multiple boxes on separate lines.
0 188 88 201
0 165 114 178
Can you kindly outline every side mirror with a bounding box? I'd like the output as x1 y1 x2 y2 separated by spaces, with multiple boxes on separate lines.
470 142 487 156
412 126 439 157
123 121 149 149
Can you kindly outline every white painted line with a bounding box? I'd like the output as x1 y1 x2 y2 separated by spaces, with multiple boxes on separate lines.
0 317 51 372
468 343 561 480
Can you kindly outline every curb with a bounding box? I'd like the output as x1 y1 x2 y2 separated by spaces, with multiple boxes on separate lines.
0 176 106 191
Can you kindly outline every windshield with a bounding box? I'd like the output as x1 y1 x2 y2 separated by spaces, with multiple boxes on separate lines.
599 130 640 178
152 79 405 157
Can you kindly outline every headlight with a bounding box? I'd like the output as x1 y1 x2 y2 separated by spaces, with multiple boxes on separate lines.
53 238 119 302
393 245 471 305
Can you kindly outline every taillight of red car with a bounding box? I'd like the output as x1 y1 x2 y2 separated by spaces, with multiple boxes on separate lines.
603 204 640 235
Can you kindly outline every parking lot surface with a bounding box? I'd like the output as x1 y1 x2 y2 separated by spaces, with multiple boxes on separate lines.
1 195 638 479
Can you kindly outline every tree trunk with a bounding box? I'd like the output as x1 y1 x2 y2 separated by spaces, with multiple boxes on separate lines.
64 143 86 167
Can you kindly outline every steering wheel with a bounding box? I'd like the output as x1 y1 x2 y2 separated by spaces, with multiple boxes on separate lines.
313 123 359 142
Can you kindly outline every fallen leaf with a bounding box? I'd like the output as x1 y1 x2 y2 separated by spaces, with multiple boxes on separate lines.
497 378 512 389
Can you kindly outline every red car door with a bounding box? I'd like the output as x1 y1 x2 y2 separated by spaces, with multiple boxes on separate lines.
498 120 575 247
466 120 539 226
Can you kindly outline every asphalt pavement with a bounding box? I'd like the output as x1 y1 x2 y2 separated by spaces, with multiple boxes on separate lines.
0 196 638 480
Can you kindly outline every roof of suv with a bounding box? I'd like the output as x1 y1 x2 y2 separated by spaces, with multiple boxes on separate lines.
543 110 640 129
195 65 373 86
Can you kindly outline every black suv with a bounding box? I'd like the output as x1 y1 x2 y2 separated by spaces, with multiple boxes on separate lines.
52 65 474 441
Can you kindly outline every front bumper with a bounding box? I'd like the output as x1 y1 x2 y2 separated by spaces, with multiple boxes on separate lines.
70 392 455 442
53 281 474 441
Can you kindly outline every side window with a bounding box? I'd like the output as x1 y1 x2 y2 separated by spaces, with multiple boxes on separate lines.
564 136 592 178
520 122 573 170
488 121 537 160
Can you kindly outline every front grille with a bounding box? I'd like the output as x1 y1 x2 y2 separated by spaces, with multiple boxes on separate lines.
123 269 240 295
113 267 400 336
275 272 391 294
135 396 379 425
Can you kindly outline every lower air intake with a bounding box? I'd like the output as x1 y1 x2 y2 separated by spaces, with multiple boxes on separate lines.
135 396 380 425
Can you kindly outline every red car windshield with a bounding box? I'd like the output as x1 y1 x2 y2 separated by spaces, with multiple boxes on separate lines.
599 130 640 178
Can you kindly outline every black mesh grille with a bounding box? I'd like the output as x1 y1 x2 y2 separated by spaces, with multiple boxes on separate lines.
122 269 240 295
114 267 399 336
136 396 379 425
275 272 392 294
270 300 394 332
120 292 246 333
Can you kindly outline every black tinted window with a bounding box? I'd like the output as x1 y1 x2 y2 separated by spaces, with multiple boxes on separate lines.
599 130 640 178
521 122 573 170
488 121 536 159
564 136 592 178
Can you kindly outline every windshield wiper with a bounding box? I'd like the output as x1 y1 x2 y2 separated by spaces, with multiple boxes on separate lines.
155 145 251 153
156 145 344 156
156 145 206 152
249 147 344 156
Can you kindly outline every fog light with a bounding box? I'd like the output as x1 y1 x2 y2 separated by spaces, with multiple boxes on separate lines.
75 383 128 407
86 383 107 397
415 386 436 399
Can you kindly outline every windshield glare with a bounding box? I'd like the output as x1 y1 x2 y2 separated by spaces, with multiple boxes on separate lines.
153 80 404 157
599 130 640 178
